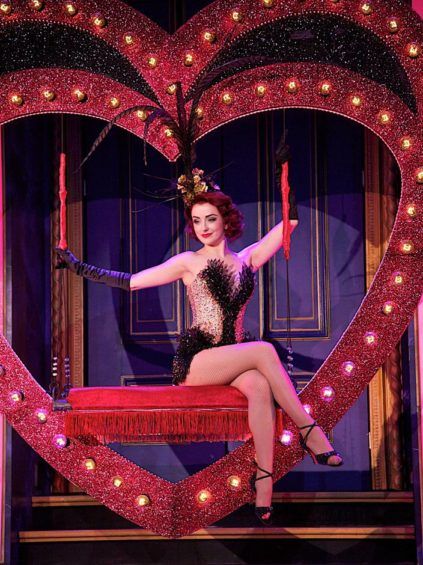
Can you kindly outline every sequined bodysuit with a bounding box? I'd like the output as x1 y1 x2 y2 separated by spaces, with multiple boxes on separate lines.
172 258 256 385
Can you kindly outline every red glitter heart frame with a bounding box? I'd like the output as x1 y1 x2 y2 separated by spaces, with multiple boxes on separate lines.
0 0 421 538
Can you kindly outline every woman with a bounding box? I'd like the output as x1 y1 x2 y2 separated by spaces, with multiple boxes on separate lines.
56 182 343 525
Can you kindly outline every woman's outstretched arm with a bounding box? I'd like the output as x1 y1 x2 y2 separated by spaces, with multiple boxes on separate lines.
239 219 299 271
130 251 193 291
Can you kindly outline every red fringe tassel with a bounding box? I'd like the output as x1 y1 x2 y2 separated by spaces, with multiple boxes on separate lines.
58 152 67 250
65 409 284 444
281 162 291 260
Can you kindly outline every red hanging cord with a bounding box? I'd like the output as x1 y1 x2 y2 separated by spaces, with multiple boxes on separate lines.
58 152 67 250
280 161 291 260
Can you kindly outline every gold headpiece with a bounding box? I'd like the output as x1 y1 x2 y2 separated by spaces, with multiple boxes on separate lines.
177 168 220 206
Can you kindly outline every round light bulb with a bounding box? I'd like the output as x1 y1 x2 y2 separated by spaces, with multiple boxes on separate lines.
197 489 211 504
303 403 312 415
43 90 56 102
342 361 355 376
382 302 395 315
93 14 107 28
321 386 335 402
416 168 423 184
83 458 96 471
147 56 158 68
227 475 241 488
387 18 399 33
64 3 77 16
203 30 216 43
255 84 266 97
108 97 120 109
10 94 24 106
124 34 134 46
53 434 68 449
286 80 299 94
361 2 373 15
184 52 194 66
262 0 274 7
401 241 414 254
166 83 177 95
73 88 87 102
351 95 362 107
29 0 45 11
364 332 377 345
319 82 331 96
0 2 12 15
407 43 420 58
406 204 416 218
135 109 147 121
400 137 412 150
378 111 391 125
393 272 404 285
36 409 48 423
280 430 293 445
10 390 24 403
221 92 233 105
136 494 150 507
164 128 173 138
195 106 204 119
231 10 243 22
112 476 123 488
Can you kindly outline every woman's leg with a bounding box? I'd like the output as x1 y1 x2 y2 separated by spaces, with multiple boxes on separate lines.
230 370 275 516
185 341 341 463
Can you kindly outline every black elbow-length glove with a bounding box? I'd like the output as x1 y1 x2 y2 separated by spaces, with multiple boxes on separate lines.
55 248 131 291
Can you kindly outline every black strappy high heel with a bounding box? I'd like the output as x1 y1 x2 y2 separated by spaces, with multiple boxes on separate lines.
249 464 274 525
299 421 344 466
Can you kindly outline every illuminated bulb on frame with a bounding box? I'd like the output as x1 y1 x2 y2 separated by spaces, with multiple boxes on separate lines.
382 302 395 315
406 204 416 218
147 56 158 68
73 88 87 102
10 94 23 106
93 14 107 28
64 3 77 16
124 34 135 46
262 0 274 7
203 30 216 43
401 241 414 254
387 18 399 33
10 391 24 403
221 92 233 105
36 409 48 423
407 43 420 58
29 0 45 10
108 97 120 109
400 137 412 150
112 476 123 488
166 83 177 95
197 489 211 504
164 128 173 138
83 458 96 471
361 2 373 15
303 404 312 415
342 361 356 376
378 111 391 125
280 430 293 445
135 109 148 121
392 272 404 285
227 475 241 489
53 434 68 449
319 82 332 96
255 84 267 97
184 52 194 66
321 386 335 402
231 9 243 23
136 494 150 507
351 94 362 107
43 90 56 102
286 80 299 94
0 2 12 15
416 168 423 184
195 106 204 119
364 332 377 346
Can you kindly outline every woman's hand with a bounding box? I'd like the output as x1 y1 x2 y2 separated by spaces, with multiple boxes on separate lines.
55 247 81 272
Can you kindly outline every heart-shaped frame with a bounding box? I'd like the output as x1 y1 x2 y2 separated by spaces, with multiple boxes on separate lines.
0 0 422 538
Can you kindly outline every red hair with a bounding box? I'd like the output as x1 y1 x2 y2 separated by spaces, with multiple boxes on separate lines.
184 191 244 242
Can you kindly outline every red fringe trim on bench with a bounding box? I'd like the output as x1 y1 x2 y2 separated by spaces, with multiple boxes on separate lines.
64 409 284 444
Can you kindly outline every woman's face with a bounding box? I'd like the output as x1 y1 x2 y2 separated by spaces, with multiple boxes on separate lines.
191 202 225 245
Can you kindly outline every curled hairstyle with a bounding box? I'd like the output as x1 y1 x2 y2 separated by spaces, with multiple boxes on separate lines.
184 191 244 242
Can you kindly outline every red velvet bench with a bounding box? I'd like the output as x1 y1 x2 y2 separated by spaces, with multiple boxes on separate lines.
64 386 283 444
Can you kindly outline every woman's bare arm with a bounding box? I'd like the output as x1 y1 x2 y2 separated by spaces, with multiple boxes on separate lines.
130 251 194 291
239 220 299 271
